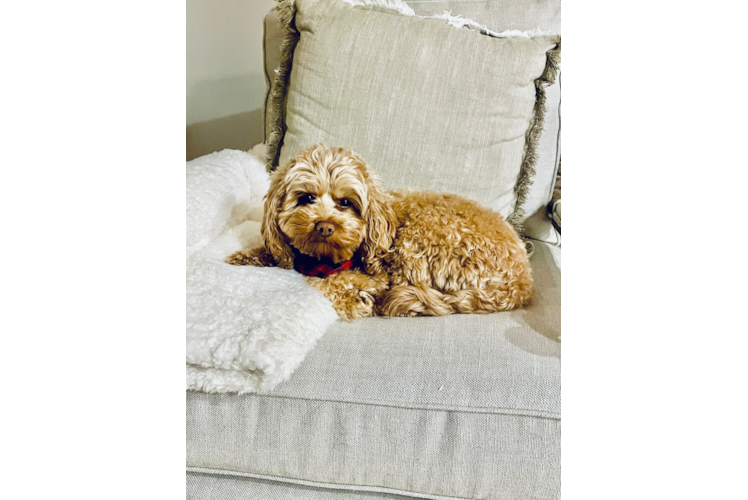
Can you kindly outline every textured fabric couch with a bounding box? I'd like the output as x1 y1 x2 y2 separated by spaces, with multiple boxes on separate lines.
187 0 561 498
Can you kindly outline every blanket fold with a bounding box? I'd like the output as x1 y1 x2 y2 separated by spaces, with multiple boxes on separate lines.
186 150 338 393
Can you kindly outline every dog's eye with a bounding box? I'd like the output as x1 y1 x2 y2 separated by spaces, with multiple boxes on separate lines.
339 198 351 208
298 194 315 206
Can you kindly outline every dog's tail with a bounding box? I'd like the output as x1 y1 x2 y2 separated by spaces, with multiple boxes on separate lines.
377 283 532 317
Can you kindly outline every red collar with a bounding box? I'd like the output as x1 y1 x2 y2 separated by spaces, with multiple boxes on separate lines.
294 253 355 278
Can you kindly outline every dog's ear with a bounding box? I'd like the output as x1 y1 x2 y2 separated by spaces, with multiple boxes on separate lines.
261 163 295 269
361 173 397 275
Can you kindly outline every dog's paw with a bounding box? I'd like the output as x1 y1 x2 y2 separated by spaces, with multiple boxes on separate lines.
226 251 259 266
306 273 379 321
333 288 375 322
225 247 275 267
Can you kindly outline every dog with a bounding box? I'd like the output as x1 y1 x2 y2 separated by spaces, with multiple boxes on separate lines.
227 143 532 321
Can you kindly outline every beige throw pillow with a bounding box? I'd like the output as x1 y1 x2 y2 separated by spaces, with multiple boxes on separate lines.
267 0 559 231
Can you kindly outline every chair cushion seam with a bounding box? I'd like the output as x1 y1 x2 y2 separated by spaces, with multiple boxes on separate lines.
187 465 477 500
229 392 560 420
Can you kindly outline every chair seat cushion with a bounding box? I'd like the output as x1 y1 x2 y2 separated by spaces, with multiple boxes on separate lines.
187 241 560 500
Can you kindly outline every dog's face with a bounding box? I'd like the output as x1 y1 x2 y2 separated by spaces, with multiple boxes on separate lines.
275 147 369 263
262 144 397 272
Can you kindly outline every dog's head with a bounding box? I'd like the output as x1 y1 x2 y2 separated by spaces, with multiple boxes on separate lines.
262 143 397 273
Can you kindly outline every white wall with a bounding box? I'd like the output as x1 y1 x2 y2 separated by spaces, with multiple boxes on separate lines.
187 0 275 160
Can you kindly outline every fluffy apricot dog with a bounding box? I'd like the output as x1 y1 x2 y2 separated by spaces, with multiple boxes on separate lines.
227 143 532 320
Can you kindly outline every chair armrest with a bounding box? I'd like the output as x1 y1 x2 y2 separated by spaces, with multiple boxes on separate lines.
553 161 577 245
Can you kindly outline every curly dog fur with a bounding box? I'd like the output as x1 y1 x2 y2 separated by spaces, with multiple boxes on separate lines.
227 144 532 321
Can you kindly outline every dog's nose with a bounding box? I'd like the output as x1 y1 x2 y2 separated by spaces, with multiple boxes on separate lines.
315 221 335 238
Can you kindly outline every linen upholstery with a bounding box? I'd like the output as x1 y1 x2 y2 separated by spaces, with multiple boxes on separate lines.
187 470 424 499
263 6 284 144
273 0 558 222
186 241 561 500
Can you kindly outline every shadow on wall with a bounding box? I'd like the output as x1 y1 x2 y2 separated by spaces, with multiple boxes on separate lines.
186 73 267 161
187 109 264 161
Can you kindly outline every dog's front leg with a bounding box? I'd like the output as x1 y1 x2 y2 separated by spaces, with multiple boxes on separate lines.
226 246 276 267
306 270 389 321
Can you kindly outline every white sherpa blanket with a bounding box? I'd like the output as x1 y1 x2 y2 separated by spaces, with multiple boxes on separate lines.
186 149 338 393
